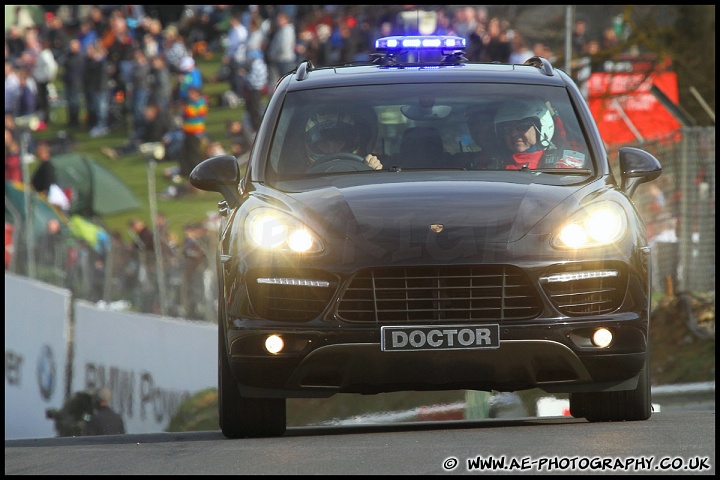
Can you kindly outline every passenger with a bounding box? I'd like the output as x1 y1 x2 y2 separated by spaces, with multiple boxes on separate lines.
494 99 576 169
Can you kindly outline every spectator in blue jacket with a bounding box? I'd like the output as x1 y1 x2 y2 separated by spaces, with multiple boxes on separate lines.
175 56 203 104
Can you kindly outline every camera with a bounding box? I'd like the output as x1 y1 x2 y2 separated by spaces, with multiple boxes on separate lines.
44 391 98 437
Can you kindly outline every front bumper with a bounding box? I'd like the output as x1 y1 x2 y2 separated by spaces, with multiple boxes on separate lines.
226 315 648 398
224 245 651 399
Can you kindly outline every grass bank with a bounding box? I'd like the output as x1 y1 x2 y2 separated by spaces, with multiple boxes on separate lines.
32 54 244 242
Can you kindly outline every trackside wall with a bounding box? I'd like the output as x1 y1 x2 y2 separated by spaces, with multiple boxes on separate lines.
4 272 216 439
5 274 70 439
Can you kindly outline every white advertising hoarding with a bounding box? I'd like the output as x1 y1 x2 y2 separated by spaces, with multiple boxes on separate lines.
5 273 70 440
71 302 216 434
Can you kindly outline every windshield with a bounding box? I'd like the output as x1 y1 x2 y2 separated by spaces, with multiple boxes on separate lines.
265 83 593 184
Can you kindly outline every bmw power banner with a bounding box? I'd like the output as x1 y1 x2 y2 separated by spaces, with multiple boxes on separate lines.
5 272 216 439
71 302 216 435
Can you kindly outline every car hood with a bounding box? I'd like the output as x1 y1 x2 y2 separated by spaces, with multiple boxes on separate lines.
275 176 586 250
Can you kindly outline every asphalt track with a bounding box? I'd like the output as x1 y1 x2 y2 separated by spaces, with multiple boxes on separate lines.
5 410 715 475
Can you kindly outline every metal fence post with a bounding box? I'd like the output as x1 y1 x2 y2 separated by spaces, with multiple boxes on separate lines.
19 128 36 279
147 159 167 316
677 128 692 292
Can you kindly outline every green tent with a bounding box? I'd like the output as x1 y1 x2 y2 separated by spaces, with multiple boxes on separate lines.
5 179 68 241
52 153 142 217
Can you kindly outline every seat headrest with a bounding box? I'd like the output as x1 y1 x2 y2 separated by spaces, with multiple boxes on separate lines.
401 127 443 154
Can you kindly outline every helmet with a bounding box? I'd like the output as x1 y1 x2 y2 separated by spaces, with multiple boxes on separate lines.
494 100 554 148
304 109 361 162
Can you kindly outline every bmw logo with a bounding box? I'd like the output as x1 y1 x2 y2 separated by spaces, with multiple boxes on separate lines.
37 345 57 401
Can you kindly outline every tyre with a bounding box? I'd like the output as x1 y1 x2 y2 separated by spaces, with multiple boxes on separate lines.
569 353 652 422
217 266 286 438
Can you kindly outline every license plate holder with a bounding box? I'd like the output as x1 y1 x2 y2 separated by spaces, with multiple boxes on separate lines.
381 324 500 352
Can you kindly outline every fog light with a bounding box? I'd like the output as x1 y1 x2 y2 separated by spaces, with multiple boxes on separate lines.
592 328 613 348
265 335 284 354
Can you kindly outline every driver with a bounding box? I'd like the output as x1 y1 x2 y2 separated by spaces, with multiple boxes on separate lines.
304 108 383 171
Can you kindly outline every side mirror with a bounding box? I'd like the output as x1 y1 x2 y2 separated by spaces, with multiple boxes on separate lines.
618 147 662 198
189 155 242 208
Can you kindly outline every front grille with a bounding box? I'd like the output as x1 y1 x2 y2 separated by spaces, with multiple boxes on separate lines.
337 265 542 324
541 265 627 316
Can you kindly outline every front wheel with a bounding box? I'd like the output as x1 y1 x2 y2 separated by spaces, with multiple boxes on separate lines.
569 353 652 422
217 267 286 438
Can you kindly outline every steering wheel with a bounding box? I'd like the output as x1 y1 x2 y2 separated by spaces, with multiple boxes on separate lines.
306 153 373 173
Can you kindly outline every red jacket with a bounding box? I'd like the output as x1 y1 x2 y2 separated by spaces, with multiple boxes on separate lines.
5 152 22 182
504 116 576 169
505 150 544 169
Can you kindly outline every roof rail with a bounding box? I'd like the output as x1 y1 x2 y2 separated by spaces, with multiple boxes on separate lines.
370 52 400 66
296 60 314 81
523 56 554 76
370 52 467 67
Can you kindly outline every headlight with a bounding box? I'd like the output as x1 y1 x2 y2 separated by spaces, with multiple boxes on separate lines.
245 208 323 253
552 202 627 249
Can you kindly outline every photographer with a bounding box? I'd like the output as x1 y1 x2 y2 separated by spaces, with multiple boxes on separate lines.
45 388 124 437
82 388 126 436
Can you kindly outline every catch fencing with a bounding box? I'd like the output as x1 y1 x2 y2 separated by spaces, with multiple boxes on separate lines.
6 216 220 323
614 126 715 296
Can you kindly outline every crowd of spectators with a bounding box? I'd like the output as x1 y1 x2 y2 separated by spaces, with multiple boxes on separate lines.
6 5 625 165
6 5 627 320
6 5 624 128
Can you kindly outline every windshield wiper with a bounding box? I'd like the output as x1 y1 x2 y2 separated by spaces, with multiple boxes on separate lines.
387 166 468 172
519 166 592 175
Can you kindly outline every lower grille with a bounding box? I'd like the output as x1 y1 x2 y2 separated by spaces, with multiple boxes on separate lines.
541 264 627 316
337 265 542 324
247 270 337 321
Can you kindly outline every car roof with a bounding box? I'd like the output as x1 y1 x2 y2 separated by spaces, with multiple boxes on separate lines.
283 62 570 92
256 38 611 181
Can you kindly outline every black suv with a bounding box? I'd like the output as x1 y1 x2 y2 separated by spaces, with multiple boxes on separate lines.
191 35 662 438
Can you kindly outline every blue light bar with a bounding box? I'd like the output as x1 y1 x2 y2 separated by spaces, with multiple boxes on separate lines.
375 35 466 52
